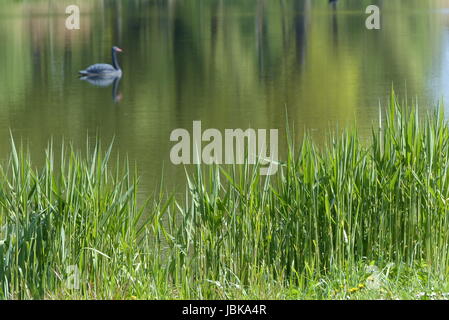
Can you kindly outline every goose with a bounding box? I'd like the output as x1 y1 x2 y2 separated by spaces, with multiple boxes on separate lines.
79 46 123 76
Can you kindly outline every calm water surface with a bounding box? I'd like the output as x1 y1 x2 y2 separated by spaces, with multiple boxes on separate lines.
1 0 449 193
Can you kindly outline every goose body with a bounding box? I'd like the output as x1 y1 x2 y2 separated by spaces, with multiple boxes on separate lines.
79 46 123 76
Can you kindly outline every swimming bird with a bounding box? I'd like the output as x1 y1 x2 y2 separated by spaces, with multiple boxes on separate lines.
79 46 123 76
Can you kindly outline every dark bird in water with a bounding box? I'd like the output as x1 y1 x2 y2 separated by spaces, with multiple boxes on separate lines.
79 46 123 76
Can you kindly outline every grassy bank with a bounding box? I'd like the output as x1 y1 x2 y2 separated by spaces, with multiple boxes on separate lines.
2 94 449 299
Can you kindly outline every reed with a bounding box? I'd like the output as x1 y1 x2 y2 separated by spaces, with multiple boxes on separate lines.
1 92 449 299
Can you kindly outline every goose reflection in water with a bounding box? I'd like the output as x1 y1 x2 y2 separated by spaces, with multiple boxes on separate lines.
80 75 123 103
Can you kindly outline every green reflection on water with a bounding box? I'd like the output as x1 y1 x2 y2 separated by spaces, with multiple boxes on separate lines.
0 0 447 192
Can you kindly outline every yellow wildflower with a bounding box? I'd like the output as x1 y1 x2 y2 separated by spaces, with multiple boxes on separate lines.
348 287 359 293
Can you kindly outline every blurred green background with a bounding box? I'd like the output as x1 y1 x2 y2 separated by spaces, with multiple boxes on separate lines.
0 0 448 192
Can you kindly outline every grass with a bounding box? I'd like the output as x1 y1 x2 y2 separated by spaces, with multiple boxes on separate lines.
2 92 449 299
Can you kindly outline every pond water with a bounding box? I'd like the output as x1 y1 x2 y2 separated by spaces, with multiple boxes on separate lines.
1 0 449 193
